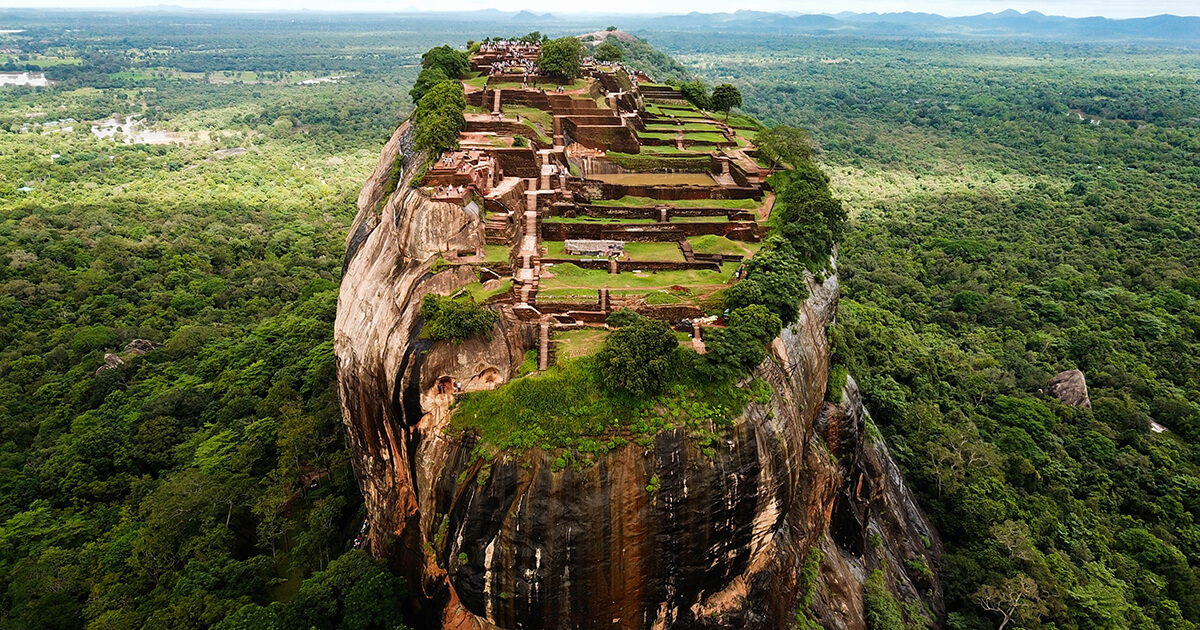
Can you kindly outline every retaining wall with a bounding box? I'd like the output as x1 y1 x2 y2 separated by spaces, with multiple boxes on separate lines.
542 221 760 242
569 179 762 202
489 147 540 180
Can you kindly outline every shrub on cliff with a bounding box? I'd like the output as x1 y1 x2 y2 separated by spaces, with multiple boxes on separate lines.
727 304 782 344
596 318 678 395
421 45 470 79
411 45 470 104
695 306 780 380
864 569 907 630
755 124 814 167
409 65 448 104
414 80 466 155
769 164 846 269
421 294 499 344
677 79 711 110
739 239 810 326
538 37 584 79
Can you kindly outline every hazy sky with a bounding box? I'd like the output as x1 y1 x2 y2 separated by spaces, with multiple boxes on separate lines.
0 0 1196 19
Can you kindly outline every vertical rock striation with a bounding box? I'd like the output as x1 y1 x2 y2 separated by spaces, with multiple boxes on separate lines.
336 122 943 630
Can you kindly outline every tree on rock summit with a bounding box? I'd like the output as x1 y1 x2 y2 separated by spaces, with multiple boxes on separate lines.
538 37 585 79
711 83 743 120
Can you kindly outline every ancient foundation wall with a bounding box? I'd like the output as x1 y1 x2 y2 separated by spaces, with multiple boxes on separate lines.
552 205 737 220
563 122 641 154
490 147 541 180
542 221 760 242
569 179 762 202
542 258 720 272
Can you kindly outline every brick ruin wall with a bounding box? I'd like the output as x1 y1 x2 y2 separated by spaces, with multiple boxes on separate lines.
568 179 763 202
542 221 760 242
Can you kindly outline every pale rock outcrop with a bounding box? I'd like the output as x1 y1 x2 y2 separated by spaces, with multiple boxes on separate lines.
1047 369 1091 408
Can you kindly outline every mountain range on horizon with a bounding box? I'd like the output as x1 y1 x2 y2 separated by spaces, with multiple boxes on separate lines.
3 5 1199 43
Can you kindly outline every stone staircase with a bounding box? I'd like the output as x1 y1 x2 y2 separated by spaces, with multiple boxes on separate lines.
678 239 696 263
484 213 513 245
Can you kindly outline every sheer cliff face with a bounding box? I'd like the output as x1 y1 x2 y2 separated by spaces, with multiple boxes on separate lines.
336 125 943 630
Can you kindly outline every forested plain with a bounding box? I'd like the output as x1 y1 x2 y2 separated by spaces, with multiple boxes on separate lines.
653 32 1200 630
2 11 1200 630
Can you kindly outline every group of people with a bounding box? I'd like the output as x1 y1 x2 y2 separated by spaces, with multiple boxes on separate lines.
480 41 539 55
436 379 464 394
487 58 536 77
434 184 467 197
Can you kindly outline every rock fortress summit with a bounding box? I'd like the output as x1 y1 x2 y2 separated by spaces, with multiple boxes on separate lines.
335 33 944 630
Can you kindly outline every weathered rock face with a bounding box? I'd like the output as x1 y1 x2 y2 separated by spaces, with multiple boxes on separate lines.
336 123 943 630
810 377 945 630
1046 369 1091 408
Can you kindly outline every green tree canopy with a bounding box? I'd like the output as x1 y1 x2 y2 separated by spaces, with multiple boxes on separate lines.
409 66 448 104
754 125 813 167
594 42 623 63
538 37 585 79
678 79 711 110
421 45 470 79
413 80 466 155
596 318 678 395
420 294 499 344
711 83 743 119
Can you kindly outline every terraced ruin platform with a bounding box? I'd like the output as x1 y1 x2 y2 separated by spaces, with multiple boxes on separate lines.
417 41 778 370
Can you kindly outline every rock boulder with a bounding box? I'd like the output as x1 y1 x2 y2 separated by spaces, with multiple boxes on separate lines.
1047 369 1091 408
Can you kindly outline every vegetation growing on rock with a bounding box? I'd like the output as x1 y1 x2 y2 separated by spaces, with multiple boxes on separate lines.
414 79 466 155
420 294 499 344
596 318 679 395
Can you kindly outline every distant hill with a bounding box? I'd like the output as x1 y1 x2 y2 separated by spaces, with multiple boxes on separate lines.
636 9 1200 43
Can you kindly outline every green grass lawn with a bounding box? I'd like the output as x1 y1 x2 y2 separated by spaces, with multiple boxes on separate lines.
623 242 685 261
688 235 759 256
520 121 553 145
542 216 656 224
645 123 723 132
659 109 708 119
502 105 552 126
641 145 718 155
555 328 610 360
683 132 729 143
670 215 729 223
537 288 602 300
457 279 513 302
544 241 682 261
448 354 755 454
482 244 511 264
482 78 590 91
724 114 764 130
593 196 760 209
637 131 680 141
463 75 489 89
541 262 739 290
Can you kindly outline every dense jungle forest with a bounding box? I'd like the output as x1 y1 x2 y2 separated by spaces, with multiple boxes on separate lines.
1 11 1199 630
657 32 1200 630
